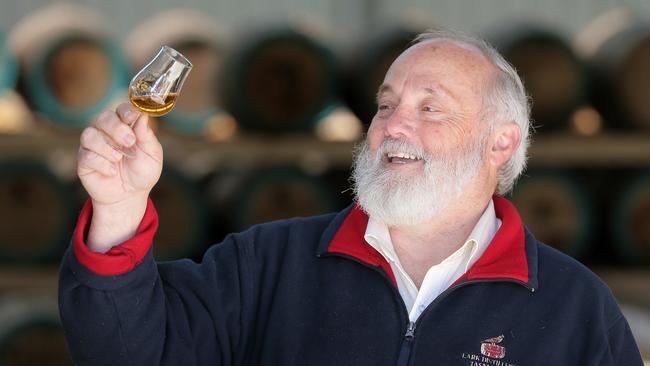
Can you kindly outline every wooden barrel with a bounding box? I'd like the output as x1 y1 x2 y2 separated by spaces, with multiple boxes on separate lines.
489 26 586 133
24 34 128 129
123 10 235 140
341 26 419 125
219 26 338 133
575 10 650 130
0 161 73 263
0 33 18 93
9 3 128 129
0 298 70 366
510 171 593 258
611 174 650 264
206 167 339 233
149 167 208 261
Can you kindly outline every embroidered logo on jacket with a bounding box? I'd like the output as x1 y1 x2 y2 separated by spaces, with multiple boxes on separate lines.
480 335 506 359
460 335 516 366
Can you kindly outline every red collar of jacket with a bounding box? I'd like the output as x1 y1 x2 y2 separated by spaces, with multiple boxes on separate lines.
317 196 538 291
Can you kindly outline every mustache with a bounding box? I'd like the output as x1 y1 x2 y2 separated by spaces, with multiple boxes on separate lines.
375 138 430 163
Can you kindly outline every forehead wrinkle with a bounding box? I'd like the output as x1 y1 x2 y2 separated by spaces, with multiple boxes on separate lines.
377 82 458 104
424 85 459 104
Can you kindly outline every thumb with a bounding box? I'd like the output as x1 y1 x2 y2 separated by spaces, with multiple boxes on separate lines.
131 113 163 160
132 112 155 143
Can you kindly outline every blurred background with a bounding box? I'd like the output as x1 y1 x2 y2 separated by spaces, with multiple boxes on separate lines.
0 0 649 364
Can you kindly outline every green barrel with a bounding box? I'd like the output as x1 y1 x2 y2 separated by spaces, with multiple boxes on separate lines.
0 161 73 264
611 174 650 264
219 26 338 133
24 34 128 129
206 167 339 233
149 166 208 261
0 33 18 94
488 26 587 133
579 21 650 130
341 26 419 126
510 171 593 259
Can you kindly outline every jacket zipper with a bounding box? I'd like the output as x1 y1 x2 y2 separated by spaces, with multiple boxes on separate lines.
318 252 535 365
395 321 416 366
393 278 534 366
405 321 416 339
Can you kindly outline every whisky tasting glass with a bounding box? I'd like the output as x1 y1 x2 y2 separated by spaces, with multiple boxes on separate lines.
129 45 193 116
108 46 192 157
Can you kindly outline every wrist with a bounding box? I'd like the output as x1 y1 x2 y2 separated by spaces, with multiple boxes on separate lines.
88 194 149 253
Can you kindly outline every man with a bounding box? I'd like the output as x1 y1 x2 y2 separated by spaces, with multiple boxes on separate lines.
59 30 643 365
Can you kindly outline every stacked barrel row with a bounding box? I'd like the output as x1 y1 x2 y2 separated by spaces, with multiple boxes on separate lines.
1 5 650 136
0 160 353 265
511 169 650 264
1 160 650 266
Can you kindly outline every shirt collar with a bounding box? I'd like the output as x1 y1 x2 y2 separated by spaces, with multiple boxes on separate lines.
317 196 538 292
363 199 501 273
464 199 502 272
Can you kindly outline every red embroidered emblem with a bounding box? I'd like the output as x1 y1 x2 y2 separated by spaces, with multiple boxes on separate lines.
480 335 506 359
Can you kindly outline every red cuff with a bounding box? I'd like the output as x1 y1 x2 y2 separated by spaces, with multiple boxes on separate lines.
73 197 158 276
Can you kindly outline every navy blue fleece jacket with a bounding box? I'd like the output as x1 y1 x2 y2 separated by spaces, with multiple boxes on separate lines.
58 196 643 365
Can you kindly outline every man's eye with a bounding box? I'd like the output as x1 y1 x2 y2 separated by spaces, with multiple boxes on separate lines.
422 106 439 112
378 104 391 111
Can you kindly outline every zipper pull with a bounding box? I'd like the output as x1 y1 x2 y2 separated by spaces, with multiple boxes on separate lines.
405 321 416 340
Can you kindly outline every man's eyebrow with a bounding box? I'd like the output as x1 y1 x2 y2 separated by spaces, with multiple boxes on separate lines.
376 84 393 101
376 84 460 103
424 85 459 103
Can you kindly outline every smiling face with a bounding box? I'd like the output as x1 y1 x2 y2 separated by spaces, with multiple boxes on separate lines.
352 40 500 227
368 40 495 171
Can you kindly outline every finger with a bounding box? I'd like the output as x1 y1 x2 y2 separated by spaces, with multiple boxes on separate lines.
79 127 124 163
116 103 162 161
78 148 117 177
93 109 137 148
115 102 142 127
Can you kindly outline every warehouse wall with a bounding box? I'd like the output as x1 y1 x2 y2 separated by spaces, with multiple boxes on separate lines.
2 0 650 41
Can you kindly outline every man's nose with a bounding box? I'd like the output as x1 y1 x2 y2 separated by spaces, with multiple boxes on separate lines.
384 106 416 138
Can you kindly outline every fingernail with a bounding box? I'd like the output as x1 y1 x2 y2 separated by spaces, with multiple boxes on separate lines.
123 109 135 118
123 133 136 146
124 109 141 122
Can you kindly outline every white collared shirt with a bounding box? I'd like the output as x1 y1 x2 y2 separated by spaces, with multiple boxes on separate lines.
364 199 501 322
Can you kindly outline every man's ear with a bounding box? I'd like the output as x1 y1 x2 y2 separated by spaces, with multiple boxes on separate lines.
489 122 521 168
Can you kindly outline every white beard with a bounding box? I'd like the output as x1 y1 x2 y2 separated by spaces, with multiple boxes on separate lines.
351 133 487 228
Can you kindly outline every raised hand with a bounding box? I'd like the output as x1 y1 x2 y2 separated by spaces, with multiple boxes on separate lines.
77 103 163 252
